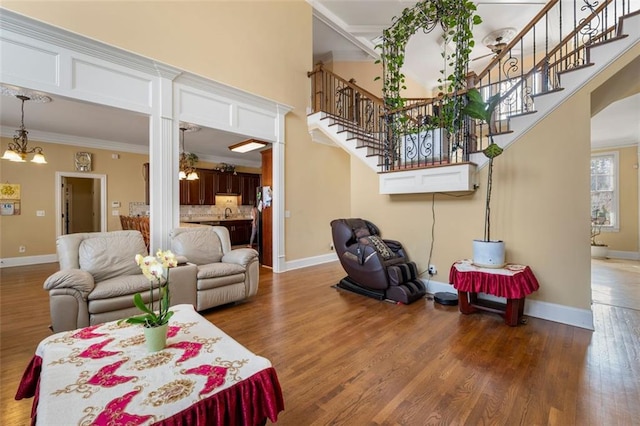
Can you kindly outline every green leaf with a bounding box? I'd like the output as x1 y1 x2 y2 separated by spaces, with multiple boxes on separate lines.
133 293 154 315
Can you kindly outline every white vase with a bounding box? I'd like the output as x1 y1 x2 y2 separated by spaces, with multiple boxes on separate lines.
472 240 506 268
144 323 168 352
590 245 609 259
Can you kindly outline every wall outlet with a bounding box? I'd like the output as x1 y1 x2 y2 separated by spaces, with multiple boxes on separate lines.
428 264 437 275
19 245 26 253
36 210 45 216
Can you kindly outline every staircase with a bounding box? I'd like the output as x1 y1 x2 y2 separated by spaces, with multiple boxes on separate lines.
308 2 639 195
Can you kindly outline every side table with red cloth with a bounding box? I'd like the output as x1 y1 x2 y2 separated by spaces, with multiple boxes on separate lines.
449 259 540 326
15 304 284 425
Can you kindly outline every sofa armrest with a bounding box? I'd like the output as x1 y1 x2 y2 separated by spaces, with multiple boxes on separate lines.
44 269 95 299
222 248 258 268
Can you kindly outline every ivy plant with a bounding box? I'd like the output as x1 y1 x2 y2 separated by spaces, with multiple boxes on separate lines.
375 0 482 134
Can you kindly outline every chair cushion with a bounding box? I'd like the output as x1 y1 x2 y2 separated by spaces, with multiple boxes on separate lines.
89 274 152 300
197 262 246 279
79 234 145 282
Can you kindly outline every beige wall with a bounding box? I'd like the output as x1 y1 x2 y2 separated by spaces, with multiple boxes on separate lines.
591 145 639 251
0 137 148 258
344 42 639 310
1 1 350 261
332 60 430 98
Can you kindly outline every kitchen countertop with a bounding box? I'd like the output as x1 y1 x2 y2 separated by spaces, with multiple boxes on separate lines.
181 217 251 224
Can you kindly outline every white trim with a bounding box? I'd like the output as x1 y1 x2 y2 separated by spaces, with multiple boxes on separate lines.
607 250 640 260
284 252 338 271
591 151 620 231
0 254 57 268
420 278 595 330
54 172 107 237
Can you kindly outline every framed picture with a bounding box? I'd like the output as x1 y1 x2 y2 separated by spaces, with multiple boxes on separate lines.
0 183 20 200
75 152 92 172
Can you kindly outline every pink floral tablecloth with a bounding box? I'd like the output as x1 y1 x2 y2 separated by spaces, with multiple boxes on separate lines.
15 304 284 425
449 259 540 299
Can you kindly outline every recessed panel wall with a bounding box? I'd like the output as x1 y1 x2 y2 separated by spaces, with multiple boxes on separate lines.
71 59 152 112
0 38 59 88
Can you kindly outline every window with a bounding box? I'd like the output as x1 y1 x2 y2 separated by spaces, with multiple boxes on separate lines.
590 152 618 230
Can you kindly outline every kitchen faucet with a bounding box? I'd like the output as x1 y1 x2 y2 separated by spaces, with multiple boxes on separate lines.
224 207 232 219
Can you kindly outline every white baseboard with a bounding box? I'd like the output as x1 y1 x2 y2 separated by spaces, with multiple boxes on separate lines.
284 252 338 271
0 254 57 268
419 278 595 330
607 250 640 260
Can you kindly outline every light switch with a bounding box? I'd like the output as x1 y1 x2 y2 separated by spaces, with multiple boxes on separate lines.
36 210 45 216
111 201 121 208
112 210 120 216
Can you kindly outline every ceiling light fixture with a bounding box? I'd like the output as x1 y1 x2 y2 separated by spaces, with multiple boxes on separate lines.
229 139 268 153
179 123 200 181
1 91 52 164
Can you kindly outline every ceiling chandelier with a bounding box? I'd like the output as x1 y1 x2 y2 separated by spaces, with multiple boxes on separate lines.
1 89 52 164
179 123 200 181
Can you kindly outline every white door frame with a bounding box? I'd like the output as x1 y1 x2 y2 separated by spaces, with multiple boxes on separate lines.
55 172 107 237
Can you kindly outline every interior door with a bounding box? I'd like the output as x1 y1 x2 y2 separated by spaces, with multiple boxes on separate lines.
60 176 102 234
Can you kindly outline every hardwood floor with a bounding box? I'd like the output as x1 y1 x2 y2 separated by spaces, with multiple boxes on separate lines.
1 260 638 425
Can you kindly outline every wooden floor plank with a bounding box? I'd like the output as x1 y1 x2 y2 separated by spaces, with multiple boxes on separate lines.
1 259 638 425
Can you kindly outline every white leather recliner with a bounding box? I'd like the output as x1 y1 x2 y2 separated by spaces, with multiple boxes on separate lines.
44 230 198 332
169 226 259 312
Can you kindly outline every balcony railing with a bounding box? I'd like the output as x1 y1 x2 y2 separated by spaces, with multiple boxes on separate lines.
308 0 638 172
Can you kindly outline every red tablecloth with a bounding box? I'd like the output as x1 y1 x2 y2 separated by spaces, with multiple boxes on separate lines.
15 304 284 426
449 259 540 299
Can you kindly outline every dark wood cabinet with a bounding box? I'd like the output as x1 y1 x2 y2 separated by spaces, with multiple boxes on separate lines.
216 172 240 195
239 173 261 206
199 169 216 205
179 168 217 205
143 163 150 205
224 220 252 245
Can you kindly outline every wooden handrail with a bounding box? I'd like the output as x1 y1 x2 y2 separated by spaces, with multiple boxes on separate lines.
307 63 385 106
475 0 561 82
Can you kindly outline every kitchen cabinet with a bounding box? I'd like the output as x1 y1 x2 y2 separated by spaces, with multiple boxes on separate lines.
143 163 150 205
180 168 217 205
199 169 216 205
239 173 261 206
224 220 251 245
216 172 240 195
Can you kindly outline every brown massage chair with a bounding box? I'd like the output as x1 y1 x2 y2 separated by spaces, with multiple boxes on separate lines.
330 218 426 304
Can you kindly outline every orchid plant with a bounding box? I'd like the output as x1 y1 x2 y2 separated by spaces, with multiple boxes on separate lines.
122 249 178 328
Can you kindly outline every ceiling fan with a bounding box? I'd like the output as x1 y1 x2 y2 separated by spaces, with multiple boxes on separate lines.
471 28 518 61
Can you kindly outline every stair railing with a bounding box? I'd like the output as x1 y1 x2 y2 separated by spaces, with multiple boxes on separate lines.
307 63 387 135
308 0 637 171
470 0 636 152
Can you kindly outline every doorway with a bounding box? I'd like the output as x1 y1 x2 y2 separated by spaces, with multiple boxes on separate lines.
55 172 107 236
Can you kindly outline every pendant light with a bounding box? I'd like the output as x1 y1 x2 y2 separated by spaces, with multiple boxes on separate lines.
178 123 200 181
1 91 52 164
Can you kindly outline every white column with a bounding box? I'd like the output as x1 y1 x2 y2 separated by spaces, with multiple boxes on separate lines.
272 103 291 272
149 65 181 252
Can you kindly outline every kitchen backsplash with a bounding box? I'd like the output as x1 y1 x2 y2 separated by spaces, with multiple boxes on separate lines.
129 196 252 220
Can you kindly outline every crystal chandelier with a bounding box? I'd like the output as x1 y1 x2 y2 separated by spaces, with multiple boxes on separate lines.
1 92 51 164
179 124 200 181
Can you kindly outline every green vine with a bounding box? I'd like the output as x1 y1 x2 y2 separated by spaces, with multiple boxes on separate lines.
375 0 482 134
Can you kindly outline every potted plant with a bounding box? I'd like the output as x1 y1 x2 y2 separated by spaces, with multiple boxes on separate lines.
590 214 609 259
120 249 178 351
461 88 505 267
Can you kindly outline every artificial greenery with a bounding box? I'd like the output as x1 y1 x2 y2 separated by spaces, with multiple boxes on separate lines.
375 0 482 134
461 88 503 242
